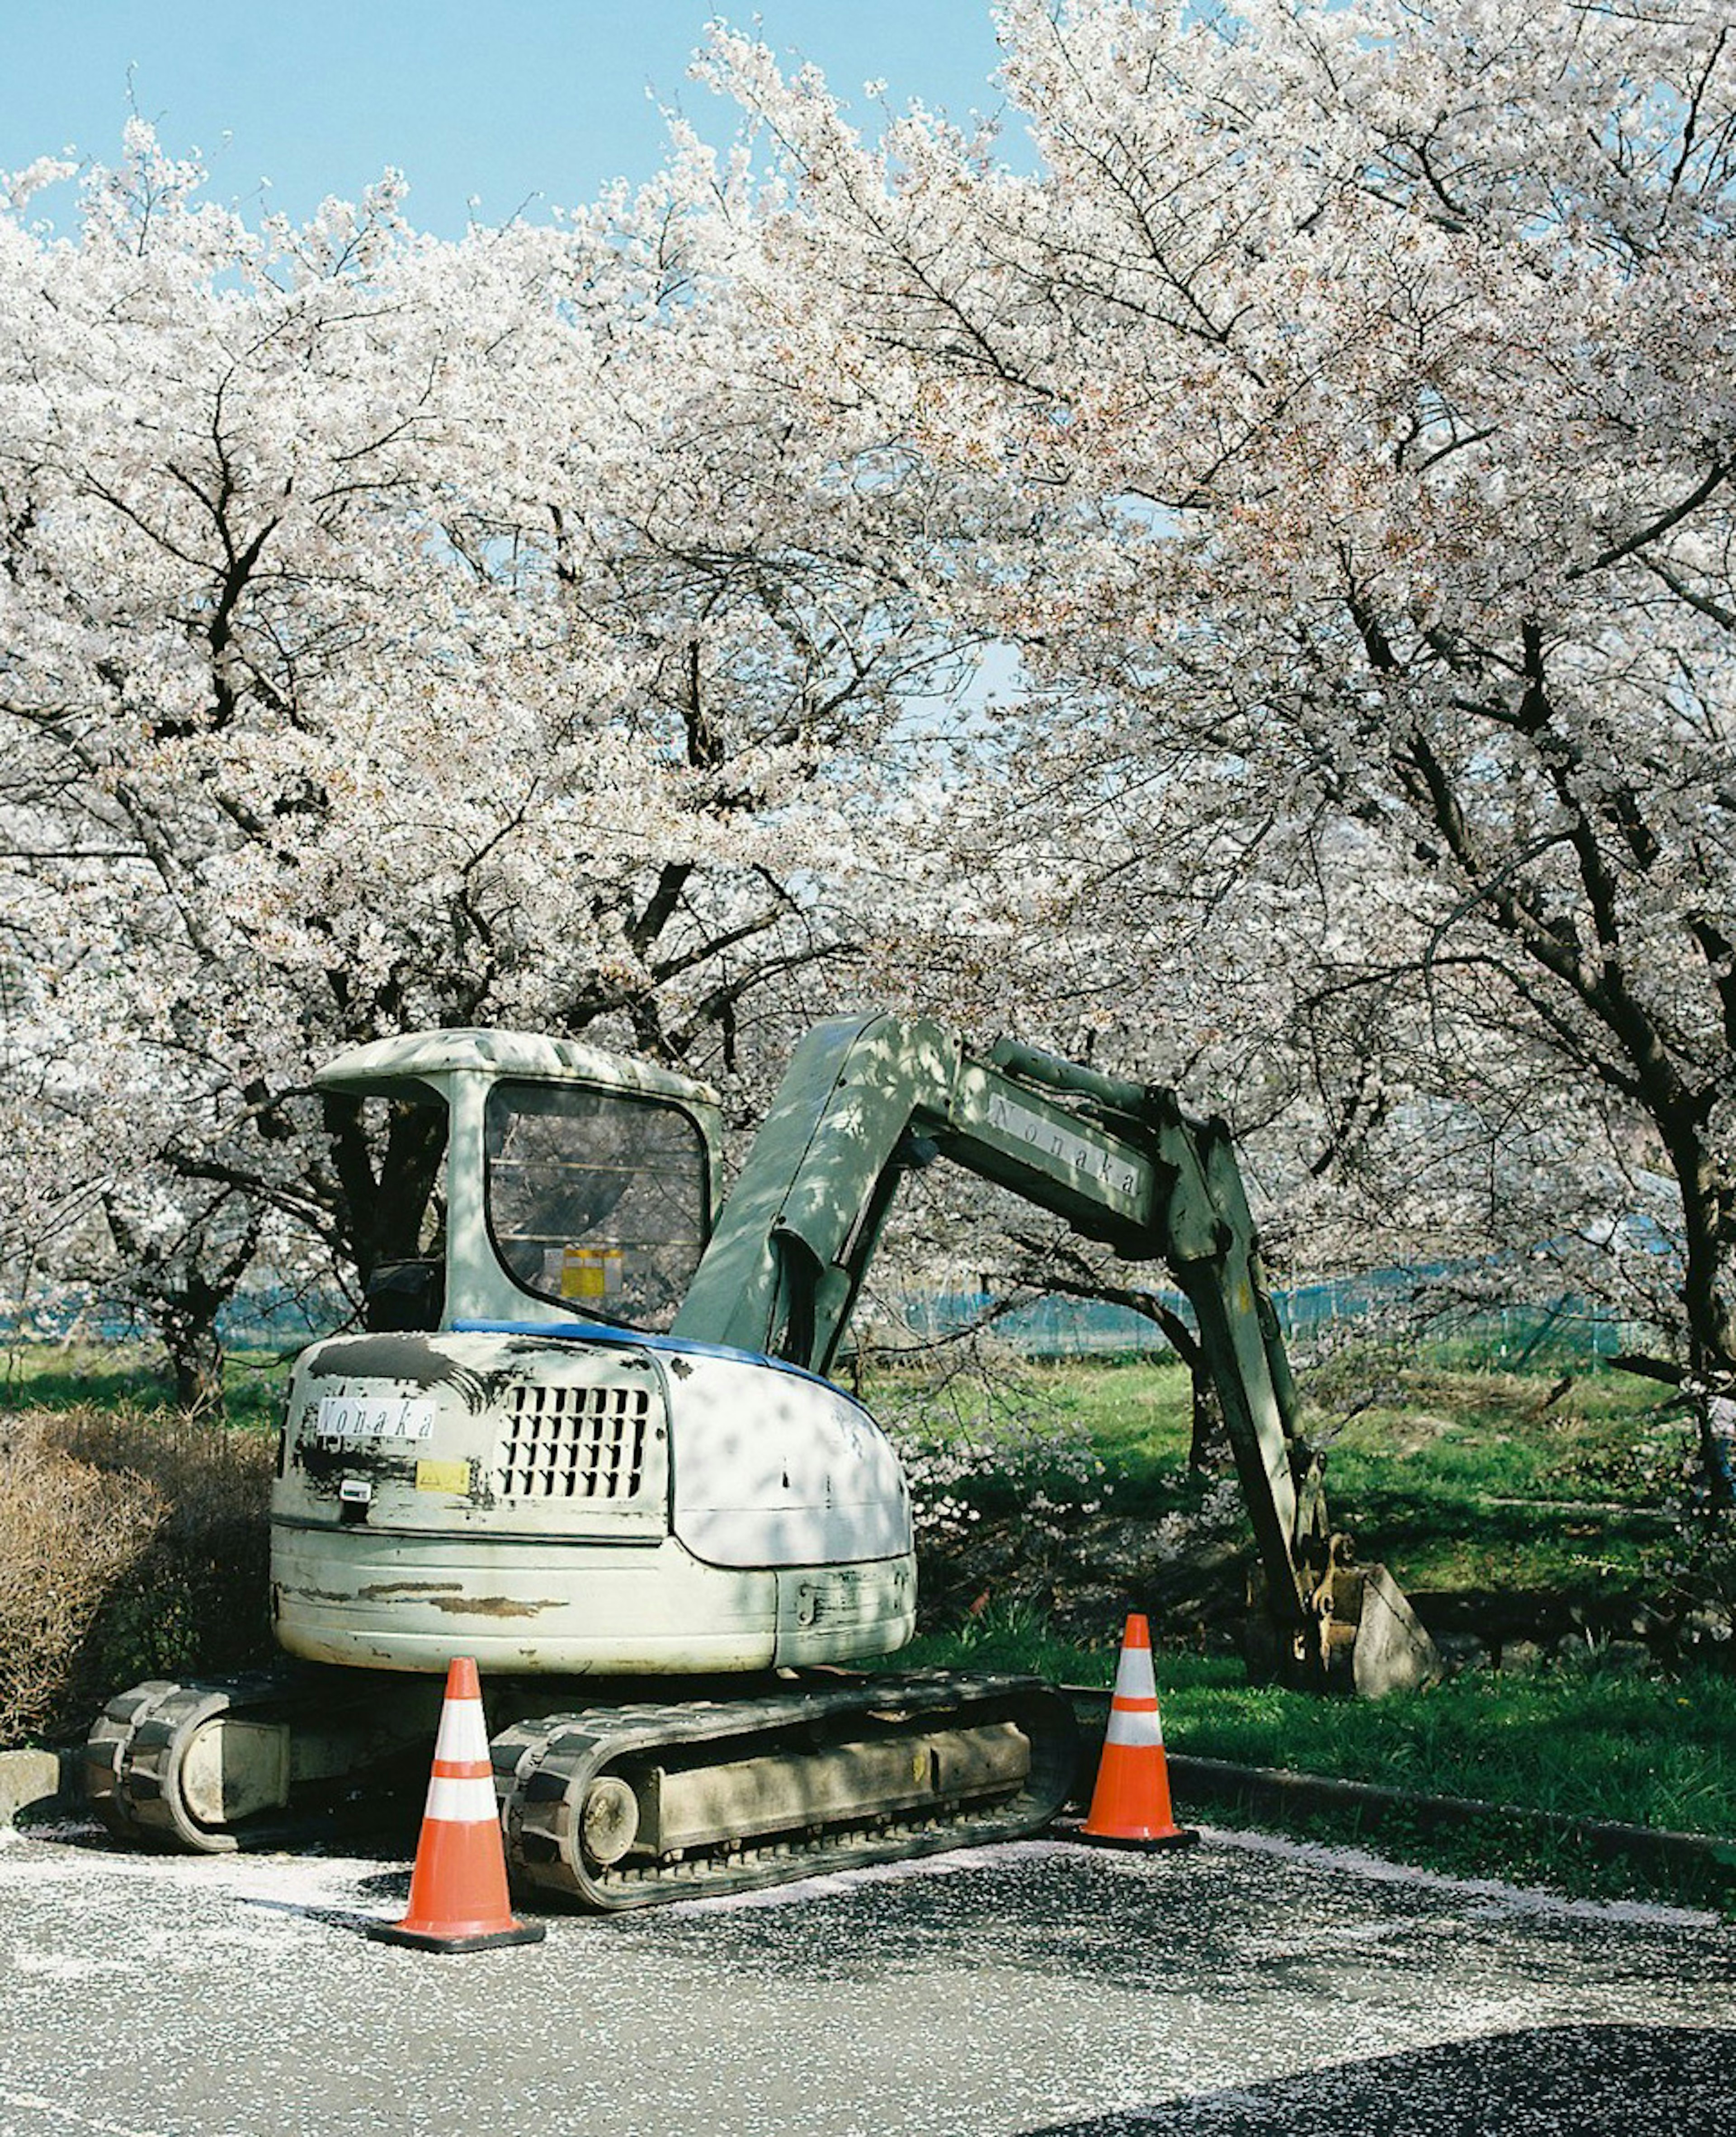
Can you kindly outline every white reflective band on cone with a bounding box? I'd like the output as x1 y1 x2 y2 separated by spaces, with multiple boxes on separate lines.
424 1774 500 1823
1104 1702 1166 1750
433 1699 491 1765
1111 1645 1158 1703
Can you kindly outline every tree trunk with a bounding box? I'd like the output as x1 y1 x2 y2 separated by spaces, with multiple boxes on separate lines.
160 1304 227 1418
103 1194 259 1421
320 1090 447 1287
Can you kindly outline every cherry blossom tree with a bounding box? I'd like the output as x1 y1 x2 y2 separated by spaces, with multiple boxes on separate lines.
0 125 976 1400
13 2 1736 1479
700 0 1736 1481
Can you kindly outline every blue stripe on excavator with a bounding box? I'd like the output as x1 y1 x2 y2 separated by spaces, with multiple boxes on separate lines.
448 1318 843 1391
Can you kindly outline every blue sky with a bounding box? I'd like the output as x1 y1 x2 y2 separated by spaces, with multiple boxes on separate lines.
2 1 1014 235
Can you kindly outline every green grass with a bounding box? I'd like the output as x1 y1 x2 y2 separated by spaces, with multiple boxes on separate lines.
1314 1368 1673 1594
0 1343 290 1429
901 1600 1120 1688
1158 1653 1736 1828
896 1354 1682 1599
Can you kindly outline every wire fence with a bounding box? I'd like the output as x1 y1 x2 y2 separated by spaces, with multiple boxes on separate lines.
891 1283 1643 1371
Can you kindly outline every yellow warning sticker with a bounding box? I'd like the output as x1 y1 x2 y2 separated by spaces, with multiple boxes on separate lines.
560 1245 623 1300
415 1458 471 1495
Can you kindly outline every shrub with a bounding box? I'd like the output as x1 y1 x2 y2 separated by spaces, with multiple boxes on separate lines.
0 1406 274 1748
868 1359 1120 1628
1555 1403 1736 1659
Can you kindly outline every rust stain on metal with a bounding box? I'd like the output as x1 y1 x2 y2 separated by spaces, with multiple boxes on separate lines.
425 1594 560 1619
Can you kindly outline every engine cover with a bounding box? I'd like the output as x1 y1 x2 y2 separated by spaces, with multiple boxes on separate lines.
269 1329 915 1675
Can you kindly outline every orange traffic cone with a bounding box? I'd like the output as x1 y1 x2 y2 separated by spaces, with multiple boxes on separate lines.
368 1657 546 1952
1078 1613 1198 1850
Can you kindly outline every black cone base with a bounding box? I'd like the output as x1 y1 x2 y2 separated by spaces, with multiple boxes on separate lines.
366 1918 546 1953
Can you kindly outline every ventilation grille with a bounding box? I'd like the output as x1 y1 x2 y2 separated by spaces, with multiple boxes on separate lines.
499 1382 651 1500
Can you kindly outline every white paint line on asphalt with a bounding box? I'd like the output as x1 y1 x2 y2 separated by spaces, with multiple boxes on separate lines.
1198 1823 1725 1929
663 1825 1728 1929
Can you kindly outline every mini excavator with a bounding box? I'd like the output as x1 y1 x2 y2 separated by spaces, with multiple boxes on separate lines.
87 1014 1437 1907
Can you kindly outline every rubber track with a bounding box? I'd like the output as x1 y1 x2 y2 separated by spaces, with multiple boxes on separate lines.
84 1674 292 1854
492 1671 1079 1911
83 1670 430 1854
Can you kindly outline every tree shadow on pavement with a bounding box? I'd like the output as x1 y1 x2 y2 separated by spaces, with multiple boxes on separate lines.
1021 2024 1736 2137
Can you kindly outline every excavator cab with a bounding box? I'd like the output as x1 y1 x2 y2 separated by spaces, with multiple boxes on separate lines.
321 1029 725 1339
481 1076 712 1330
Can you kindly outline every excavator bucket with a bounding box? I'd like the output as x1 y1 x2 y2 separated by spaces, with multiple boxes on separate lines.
1340 1565 1441 1698
1246 1555 1441 1698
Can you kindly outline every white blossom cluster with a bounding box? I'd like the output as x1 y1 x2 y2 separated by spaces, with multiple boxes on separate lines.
4 3 1735 1430
699 0 1736 1421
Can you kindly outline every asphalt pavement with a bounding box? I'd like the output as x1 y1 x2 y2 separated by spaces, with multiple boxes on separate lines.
0 1816 1731 2137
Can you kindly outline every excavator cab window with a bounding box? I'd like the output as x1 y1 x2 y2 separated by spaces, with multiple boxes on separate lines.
333 1089 448 1334
484 1079 710 1332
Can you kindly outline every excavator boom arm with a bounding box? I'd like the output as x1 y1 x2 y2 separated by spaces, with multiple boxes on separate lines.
672 1014 1335 1652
